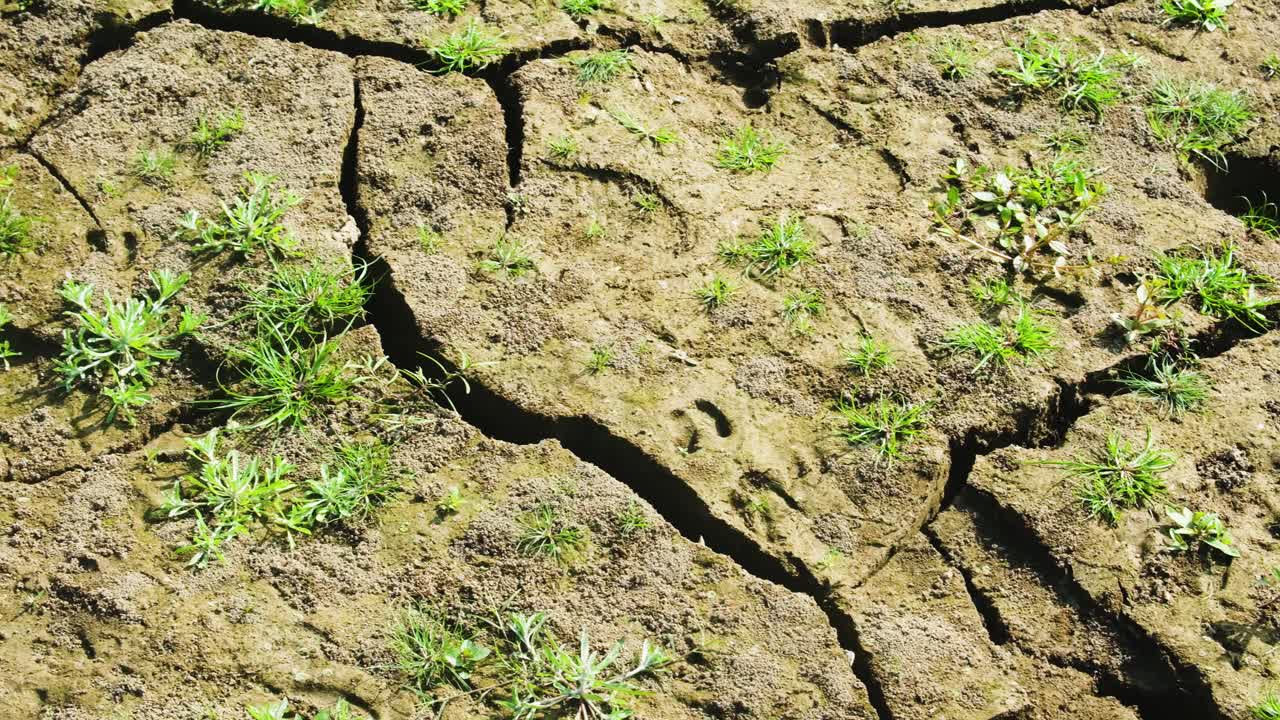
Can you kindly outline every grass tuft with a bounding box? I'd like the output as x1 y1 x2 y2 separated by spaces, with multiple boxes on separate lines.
425 20 507 74
409 0 467 16
714 124 785 172
1146 79 1250 168
842 334 894 377
176 171 300 258
718 213 814 278
1154 245 1276 330
1161 0 1231 32
835 396 930 459
943 304 1055 370
931 37 977 80
188 111 244 158
1114 359 1209 417
1042 429 1172 524
574 49 632 84
997 34 1131 118
132 147 176 187
479 236 536 277
517 505 587 563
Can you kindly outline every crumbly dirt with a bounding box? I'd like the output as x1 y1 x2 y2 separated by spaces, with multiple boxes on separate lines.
2 0 1280 717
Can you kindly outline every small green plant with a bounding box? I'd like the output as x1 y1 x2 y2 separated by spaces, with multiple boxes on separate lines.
1241 195 1279 238
943 304 1055 370
1042 429 1172 524
1161 0 1231 32
393 606 493 694
132 147 176 186
616 500 651 535
242 261 369 338
418 225 443 253
695 275 736 311
0 304 18 370
426 21 507 74
55 271 202 425
251 0 323 23
714 124 785 173
289 441 398 528
609 109 678 148
1115 359 1209 417
1042 126 1089 155
560 0 604 17
245 698 359 720
584 344 614 375
632 193 660 213
583 218 606 241
409 0 466 16
842 334 894 377
517 506 587 563
1252 691 1280 719
436 486 464 516
1147 79 1251 168
479 236 535 277
1112 279 1174 345
1166 507 1239 557
931 37 977 80
835 396 930 459
546 134 579 161
718 213 814 278
188 111 244 158
740 492 772 520
997 34 1129 117
931 156 1104 275
574 49 632 84
1263 54 1280 80
782 288 823 334
1154 245 1276 330
176 171 300 258
0 189 36 257
969 277 1019 311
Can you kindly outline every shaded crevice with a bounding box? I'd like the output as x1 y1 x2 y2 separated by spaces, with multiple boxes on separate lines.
24 147 103 228
82 6 174 66
921 526 1011 644
483 73 524 191
828 0 1077 49
1200 151 1280 224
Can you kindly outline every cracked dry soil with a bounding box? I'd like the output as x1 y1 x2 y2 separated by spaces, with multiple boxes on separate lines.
2 0 1280 718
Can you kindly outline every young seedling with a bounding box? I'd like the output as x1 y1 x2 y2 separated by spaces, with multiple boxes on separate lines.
426 21 507 74
188 111 244 158
246 698 358 720
55 271 202 425
409 0 466 16
1042 429 1172 524
835 396 930 459
1112 279 1173 344
132 147 176 187
517 506 587 563
0 188 35 257
546 134 579 161
931 156 1104 275
1146 79 1251 168
418 225 444 253
998 34 1130 117
289 440 398 527
1242 195 1279 238
1114 359 1209 417
584 344 614 375
632 192 660 213
574 49 632 84
842 334 894 377
1154 245 1276 330
1161 0 1231 32
478 236 535 277
393 607 492 694
583 218 606 241
714 124 785 173
176 171 300 258
242 261 370 339
719 213 814 278
1253 691 1280 719
609 109 678 148
969 277 1019 311
436 486 464 516
252 0 324 24
0 304 18 370
782 288 824 334
560 0 604 18
1264 54 1280 80
1166 507 1239 557
615 500 651 535
931 38 977 80
943 304 1055 370
695 275 736 311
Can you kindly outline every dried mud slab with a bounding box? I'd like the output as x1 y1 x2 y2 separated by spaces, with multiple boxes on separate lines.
0 328 877 720
964 332 1280 718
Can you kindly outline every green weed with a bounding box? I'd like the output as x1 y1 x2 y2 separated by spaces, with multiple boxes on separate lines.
436 486 464 516
1042 429 1172 524
177 171 300 258
931 37 977 80
547 134 579 161
998 34 1130 117
188 111 244 158
1154 245 1276 330
560 0 604 17
835 396 930 459
632 193 660 213
584 344 614 375
242 261 369 339
517 505 587 563
714 124 785 173
842 334 893 377
969 277 1019 311
1161 0 1231 32
55 271 202 425
1147 79 1251 168
426 20 507 73
289 440 398 527
409 0 466 16
132 147 176 187
1252 691 1280 719
1166 506 1239 557
718 213 814 278
0 304 18 370
393 606 493 694
250 0 323 23
574 49 632 84
1241 195 1279 238
782 288 824 334
695 275 737 311
609 109 678 148
479 236 535 277
246 698 360 720
616 500 651 535
0 190 35 257
943 304 1055 370
1114 359 1209 417
418 225 444 253
1264 54 1280 80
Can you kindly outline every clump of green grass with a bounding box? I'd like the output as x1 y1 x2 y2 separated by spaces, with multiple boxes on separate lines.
584 344 614 375
241 261 369 339
842 334 893 377
546 134 579 161
834 396 930 459
997 34 1130 117
0 304 18 370
969 277 1019 311
132 147 175 187
425 20 507 74
931 37 977 80
616 500 651 535
1146 79 1250 168
1161 0 1231 32
719 213 814 278
632 192 660 213
55 271 203 425
188 111 244 158
714 124 785 173
1264 54 1280 80
393 606 492 694
609 109 678 148
436 486 464 516
943 304 1055 370
0 189 35 257
931 155 1105 275
782 288 823 334
289 440 398 528
176 171 300 258
1252 691 1280 719
695 276 736 311
250 0 323 24
1153 245 1276 330
246 698 359 720
1166 506 1239 557
574 49 632 84
1241 195 1279 238
1041 429 1172 524
561 0 604 17
409 0 466 16
517 505 587 563
1114 359 1209 417
479 236 535 277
